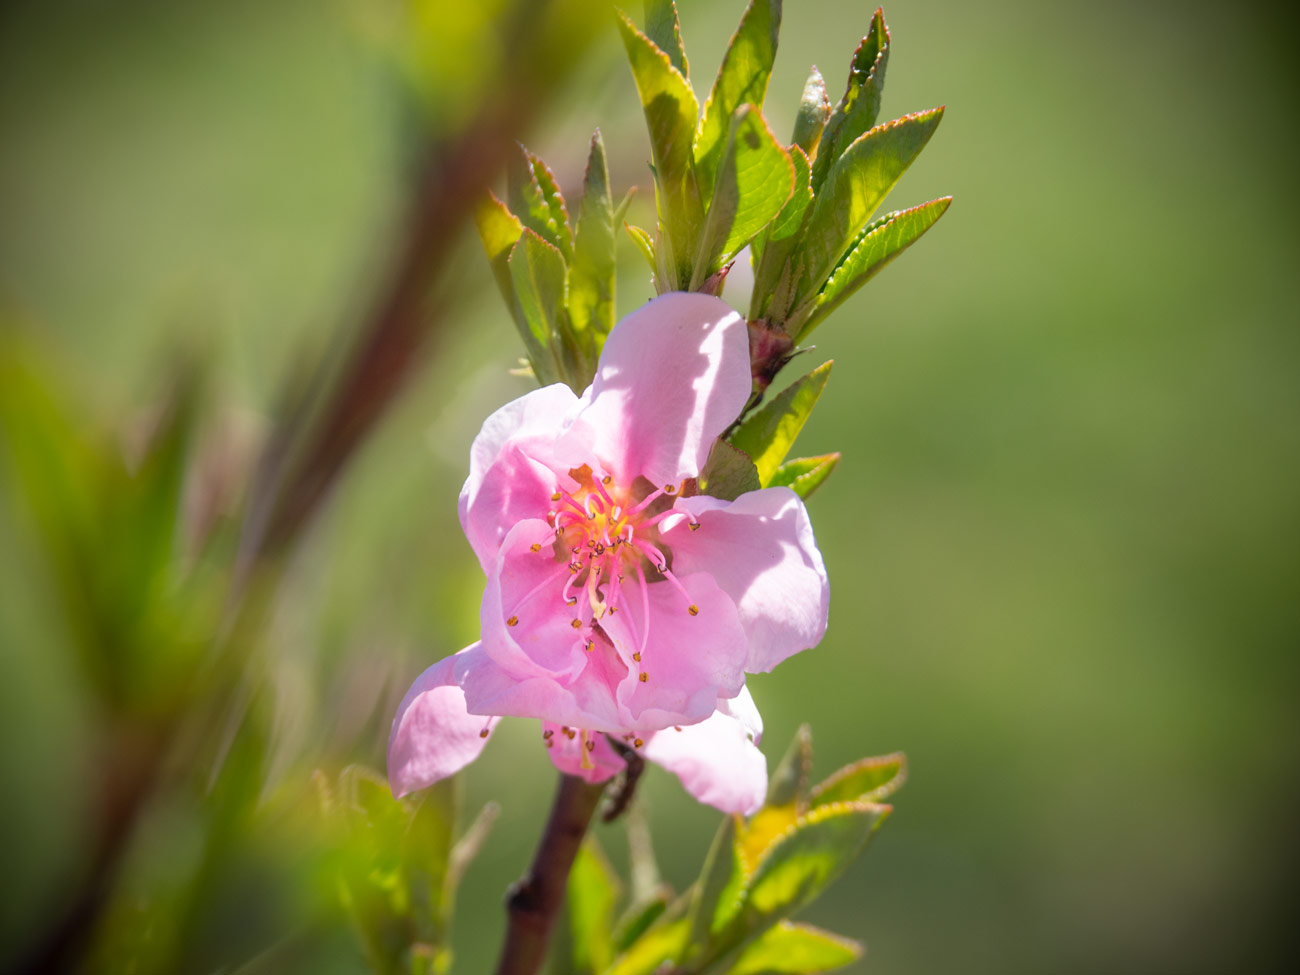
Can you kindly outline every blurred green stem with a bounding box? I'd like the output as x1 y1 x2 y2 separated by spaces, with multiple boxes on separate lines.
495 774 606 975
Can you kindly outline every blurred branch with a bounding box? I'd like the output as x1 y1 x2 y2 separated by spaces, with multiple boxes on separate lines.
496 774 606 975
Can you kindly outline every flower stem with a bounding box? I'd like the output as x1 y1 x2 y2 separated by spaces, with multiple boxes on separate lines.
495 774 606 975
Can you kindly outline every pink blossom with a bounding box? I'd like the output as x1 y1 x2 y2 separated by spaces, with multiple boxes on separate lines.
388 293 828 814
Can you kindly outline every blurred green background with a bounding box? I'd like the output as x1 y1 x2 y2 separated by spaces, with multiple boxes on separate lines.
2 0 1297 972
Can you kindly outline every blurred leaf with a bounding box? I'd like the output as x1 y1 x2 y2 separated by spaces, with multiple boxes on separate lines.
726 921 862 974
696 0 782 201
810 752 907 808
687 816 745 949
730 362 832 485
624 223 657 272
447 800 499 902
570 130 617 346
700 440 762 501
568 837 622 974
644 0 689 78
740 801 891 929
795 107 944 320
604 916 689 975
612 893 670 954
616 8 703 290
768 454 840 500
809 8 889 194
692 106 795 289
799 197 951 337
508 229 568 383
509 146 573 260
791 66 831 156
475 193 525 308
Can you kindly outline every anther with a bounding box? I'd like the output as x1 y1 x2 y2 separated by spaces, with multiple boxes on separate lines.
594 544 605 555
689 522 700 531
664 484 675 493
551 492 562 501
688 604 699 616
569 561 583 573
584 639 594 652
479 728 490 738
608 606 617 615
543 729 554 739
584 739 595 752
638 671 648 682
674 726 682 732
633 737 644 747
601 475 612 484
565 596 577 606
530 542 541 552
563 727 576 739
632 652 641 662
507 615 519 626
546 739 554 748
570 618 582 629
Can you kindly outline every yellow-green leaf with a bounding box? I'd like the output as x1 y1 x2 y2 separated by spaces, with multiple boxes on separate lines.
768 453 840 500
570 129 617 347
604 916 690 975
644 0 688 78
791 65 831 156
729 362 832 485
810 752 907 808
700 439 762 501
474 193 524 306
567 837 621 974
809 8 889 193
507 229 567 382
726 921 863 974
696 0 782 201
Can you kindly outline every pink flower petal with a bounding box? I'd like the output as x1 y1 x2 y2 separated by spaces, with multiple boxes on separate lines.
643 702 768 815
387 647 497 798
717 684 764 744
542 723 626 783
664 488 829 673
459 383 583 569
480 519 592 681
572 292 750 488
600 570 749 730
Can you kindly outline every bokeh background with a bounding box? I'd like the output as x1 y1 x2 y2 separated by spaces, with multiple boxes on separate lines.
2 0 1297 972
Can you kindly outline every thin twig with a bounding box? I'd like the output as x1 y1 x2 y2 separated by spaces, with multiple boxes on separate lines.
495 774 606 975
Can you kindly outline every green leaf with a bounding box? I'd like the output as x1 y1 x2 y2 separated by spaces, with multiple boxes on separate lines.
749 145 812 322
809 8 889 194
644 0 688 78
567 837 622 974
740 801 892 928
695 0 782 201
688 816 745 950
474 193 524 308
791 65 831 156
612 893 670 954
700 439 762 501
798 197 951 337
508 229 568 382
508 145 572 259
604 916 690 975
768 453 840 500
617 8 702 290
729 361 832 486
624 223 657 272
810 752 907 808
569 129 618 348
767 724 812 809
795 107 944 321
726 921 863 974
692 106 795 288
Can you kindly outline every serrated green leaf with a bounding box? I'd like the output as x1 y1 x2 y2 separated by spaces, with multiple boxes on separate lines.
794 107 944 323
768 453 840 500
729 362 832 485
507 229 567 382
726 921 863 974
508 145 571 258
696 0 782 201
570 130 617 350
700 439 762 501
474 193 524 307
604 916 690 975
809 8 889 194
644 0 688 77
810 752 907 808
797 197 951 338
568 837 621 974
688 816 745 952
740 801 892 928
692 106 795 288
617 9 703 290
791 65 831 156
624 223 657 272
